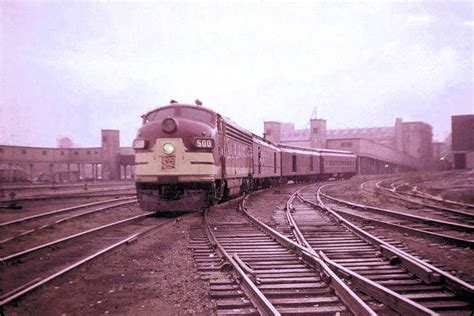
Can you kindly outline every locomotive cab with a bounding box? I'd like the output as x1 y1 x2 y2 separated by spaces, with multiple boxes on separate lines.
133 104 220 212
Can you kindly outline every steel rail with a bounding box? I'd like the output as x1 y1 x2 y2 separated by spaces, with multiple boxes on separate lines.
362 180 474 220
0 197 137 227
322 188 474 232
320 181 474 232
203 209 280 316
0 200 138 244
1 212 152 262
0 216 179 306
285 193 313 251
375 177 474 209
328 206 474 248
317 251 436 316
373 180 474 218
312 184 474 299
240 195 376 316
0 189 136 204
0 181 134 191
285 190 437 316
410 186 474 209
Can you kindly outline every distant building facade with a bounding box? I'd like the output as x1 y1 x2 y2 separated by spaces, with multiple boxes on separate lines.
451 115 474 169
264 117 435 173
0 130 135 183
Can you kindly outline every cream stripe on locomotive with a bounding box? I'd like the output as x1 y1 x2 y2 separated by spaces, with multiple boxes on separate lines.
135 138 216 182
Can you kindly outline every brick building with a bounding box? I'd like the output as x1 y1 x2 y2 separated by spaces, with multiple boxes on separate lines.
0 130 135 183
451 115 474 169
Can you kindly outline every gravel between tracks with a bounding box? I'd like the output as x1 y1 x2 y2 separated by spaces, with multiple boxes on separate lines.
245 184 302 224
3 214 216 315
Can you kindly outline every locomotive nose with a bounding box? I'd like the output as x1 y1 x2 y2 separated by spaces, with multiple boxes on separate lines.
162 117 177 133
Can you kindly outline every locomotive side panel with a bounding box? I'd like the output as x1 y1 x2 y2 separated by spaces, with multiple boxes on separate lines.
221 120 253 196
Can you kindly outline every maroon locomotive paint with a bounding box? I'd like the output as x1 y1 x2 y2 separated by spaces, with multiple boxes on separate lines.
133 102 356 212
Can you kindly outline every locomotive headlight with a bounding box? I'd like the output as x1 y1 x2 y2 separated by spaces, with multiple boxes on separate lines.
163 142 175 155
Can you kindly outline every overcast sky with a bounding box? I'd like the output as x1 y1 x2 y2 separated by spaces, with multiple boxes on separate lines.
1 1 472 147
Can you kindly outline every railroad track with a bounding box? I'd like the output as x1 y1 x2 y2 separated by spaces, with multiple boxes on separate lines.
194 198 374 315
0 187 136 205
319 181 474 248
373 180 474 217
285 184 473 314
0 197 137 245
196 184 474 315
0 210 179 307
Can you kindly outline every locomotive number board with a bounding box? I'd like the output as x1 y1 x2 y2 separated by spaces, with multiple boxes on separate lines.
195 138 214 148
161 155 176 170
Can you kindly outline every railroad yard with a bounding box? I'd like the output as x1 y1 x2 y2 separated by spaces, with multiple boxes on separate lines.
0 171 472 315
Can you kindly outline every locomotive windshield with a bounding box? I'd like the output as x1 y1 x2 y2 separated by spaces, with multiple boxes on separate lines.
144 106 216 126
144 107 175 122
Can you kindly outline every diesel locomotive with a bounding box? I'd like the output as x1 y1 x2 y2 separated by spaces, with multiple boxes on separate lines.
133 101 356 212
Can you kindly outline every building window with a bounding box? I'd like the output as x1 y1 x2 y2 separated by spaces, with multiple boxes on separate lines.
94 151 99 155
312 127 318 134
61 151 64 155
42 150 47 155
292 155 297 172
0 148 3 153
341 141 352 147
74 151 79 156
22 149 27 155
87 150 91 155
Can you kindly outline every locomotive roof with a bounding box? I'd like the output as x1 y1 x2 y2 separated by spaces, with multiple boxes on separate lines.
142 103 217 118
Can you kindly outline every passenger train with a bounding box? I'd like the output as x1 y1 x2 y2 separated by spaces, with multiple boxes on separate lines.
133 101 356 212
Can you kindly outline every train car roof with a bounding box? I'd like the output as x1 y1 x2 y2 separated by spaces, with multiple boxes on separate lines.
279 143 354 155
252 134 280 150
320 152 357 158
279 144 323 153
279 145 322 156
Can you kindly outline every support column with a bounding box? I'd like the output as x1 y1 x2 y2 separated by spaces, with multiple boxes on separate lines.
29 163 34 182
8 163 13 183
67 164 71 182
49 163 54 185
